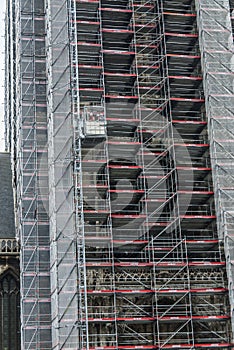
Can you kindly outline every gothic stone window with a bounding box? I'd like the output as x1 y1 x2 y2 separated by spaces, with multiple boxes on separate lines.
0 269 20 350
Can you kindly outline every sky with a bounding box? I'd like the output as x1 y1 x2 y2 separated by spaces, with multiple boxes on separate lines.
0 3 6 151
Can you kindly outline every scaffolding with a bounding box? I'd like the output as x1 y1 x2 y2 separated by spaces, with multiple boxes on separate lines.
195 0 234 339
62 0 232 348
6 0 234 349
46 0 80 348
14 0 52 349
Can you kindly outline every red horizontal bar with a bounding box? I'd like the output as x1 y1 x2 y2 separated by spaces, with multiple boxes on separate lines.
106 117 140 122
135 44 158 49
112 239 148 244
78 64 102 69
86 262 225 268
189 262 225 266
100 7 132 13
86 317 150 322
108 165 141 169
170 97 205 102
85 344 233 350
181 215 216 219
177 166 212 171
85 315 229 322
173 120 207 125
186 239 219 244
76 20 100 25
167 54 201 59
162 344 232 349
87 345 155 350
175 143 209 147
109 189 144 193
76 0 98 3
111 214 146 219
178 190 213 194
102 50 135 55
169 75 202 80
107 141 140 145
193 315 229 320
84 210 109 213
89 346 155 350
104 72 136 77
163 11 196 17
105 95 138 99
165 32 198 37
78 88 103 91
77 41 101 47
134 24 156 28
146 222 169 227
85 287 227 295
102 29 133 34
